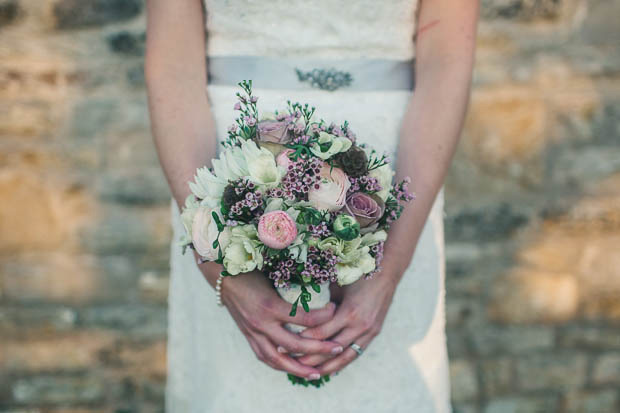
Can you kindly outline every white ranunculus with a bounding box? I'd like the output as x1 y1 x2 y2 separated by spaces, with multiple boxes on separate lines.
310 132 353 160
368 163 394 201
191 206 231 261
223 225 264 275
241 140 284 187
336 250 376 285
360 230 388 247
317 236 345 255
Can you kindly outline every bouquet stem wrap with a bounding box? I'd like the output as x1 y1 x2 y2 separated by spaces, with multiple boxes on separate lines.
276 283 330 334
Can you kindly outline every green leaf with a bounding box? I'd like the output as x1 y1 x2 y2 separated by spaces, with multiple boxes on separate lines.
289 297 300 317
301 299 310 313
310 282 321 293
211 211 224 232
221 270 231 277
212 239 219 249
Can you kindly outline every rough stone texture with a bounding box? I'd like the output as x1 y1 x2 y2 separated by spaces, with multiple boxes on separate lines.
54 0 143 29
563 389 619 413
0 0 18 28
1 0 620 411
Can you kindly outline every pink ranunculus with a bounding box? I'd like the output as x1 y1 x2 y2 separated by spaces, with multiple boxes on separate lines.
345 192 385 228
257 120 290 144
308 164 351 212
276 148 295 169
258 211 298 249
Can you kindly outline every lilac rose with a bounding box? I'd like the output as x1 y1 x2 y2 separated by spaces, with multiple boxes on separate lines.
257 120 290 143
344 192 385 228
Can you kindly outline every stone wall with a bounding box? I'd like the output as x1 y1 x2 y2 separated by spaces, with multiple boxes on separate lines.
0 0 618 412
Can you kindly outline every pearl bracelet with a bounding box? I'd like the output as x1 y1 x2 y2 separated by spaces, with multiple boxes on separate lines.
215 273 225 307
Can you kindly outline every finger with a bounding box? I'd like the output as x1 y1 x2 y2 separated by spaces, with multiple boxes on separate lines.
246 335 265 361
297 326 360 366
254 334 323 380
264 324 344 356
277 301 337 328
317 332 374 376
298 306 348 340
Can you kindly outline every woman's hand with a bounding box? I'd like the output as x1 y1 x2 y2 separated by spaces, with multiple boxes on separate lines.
296 269 399 376
200 263 344 380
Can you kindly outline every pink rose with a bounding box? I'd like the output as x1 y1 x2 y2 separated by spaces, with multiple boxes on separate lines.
258 211 298 249
257 120 290 143
276 148 295 169
308 164 351 212
345 192 385 228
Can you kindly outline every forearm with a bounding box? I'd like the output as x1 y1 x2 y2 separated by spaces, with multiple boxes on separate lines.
145 0 221 286
145 0 217 209
382 2 478 280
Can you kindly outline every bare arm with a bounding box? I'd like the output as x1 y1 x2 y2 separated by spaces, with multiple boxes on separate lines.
145 0 216 209
385 0 479 279
299 0 479 375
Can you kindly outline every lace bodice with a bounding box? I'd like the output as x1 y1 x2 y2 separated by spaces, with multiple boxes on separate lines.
203 0 419 60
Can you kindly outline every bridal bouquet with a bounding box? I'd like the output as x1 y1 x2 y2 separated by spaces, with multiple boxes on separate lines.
180 80 414 386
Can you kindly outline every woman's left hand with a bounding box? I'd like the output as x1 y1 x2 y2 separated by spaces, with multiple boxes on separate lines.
296 268 399 376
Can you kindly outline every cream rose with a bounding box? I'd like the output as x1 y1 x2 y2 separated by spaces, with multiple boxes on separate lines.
368 163 394 201
191 206 231 261
223 225 263 275
308 164 351 212
336 250 376 285
310 132 353 160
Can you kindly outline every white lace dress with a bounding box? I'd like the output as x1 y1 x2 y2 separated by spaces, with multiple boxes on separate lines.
166 0 451 411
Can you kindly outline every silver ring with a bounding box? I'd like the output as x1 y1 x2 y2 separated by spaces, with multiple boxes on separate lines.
350 343 364 356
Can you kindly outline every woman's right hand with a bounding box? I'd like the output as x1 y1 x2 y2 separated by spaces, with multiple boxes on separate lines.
200 263 344 380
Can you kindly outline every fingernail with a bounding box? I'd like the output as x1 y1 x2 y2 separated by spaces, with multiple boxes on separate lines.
331 346 343 354
277 346 287 354
307 373 321 380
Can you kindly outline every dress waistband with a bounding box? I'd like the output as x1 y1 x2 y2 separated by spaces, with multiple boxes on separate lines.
207 56 415 92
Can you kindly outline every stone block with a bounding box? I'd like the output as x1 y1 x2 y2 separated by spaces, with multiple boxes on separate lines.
0 169 93 253
577 0 620 47
0 100 55 137
1 253 100 304
450 359 479 402
489 268 579 323
484 396 558 413
97 168 170 205
558 326 620 350
0 0 18 28
0 331 116 372
591 353 620 386
470 325 554 355
81 204 171 254
481 0 564 21
563 389 619 413
54 0 143 29
0 306 77 333
453 403 481 413
445 203 529 243
463 85 547 165
11 376 104 404
107 30 145 56
515 353 587 390
446 298 486 328
480 358 513 397
78 304 167 338
101 339 167 377
69 98 118 141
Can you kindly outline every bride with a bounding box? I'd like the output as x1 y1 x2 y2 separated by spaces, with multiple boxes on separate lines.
145 0 478 411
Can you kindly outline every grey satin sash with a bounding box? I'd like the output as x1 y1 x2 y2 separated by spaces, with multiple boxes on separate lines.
207 56 415 92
